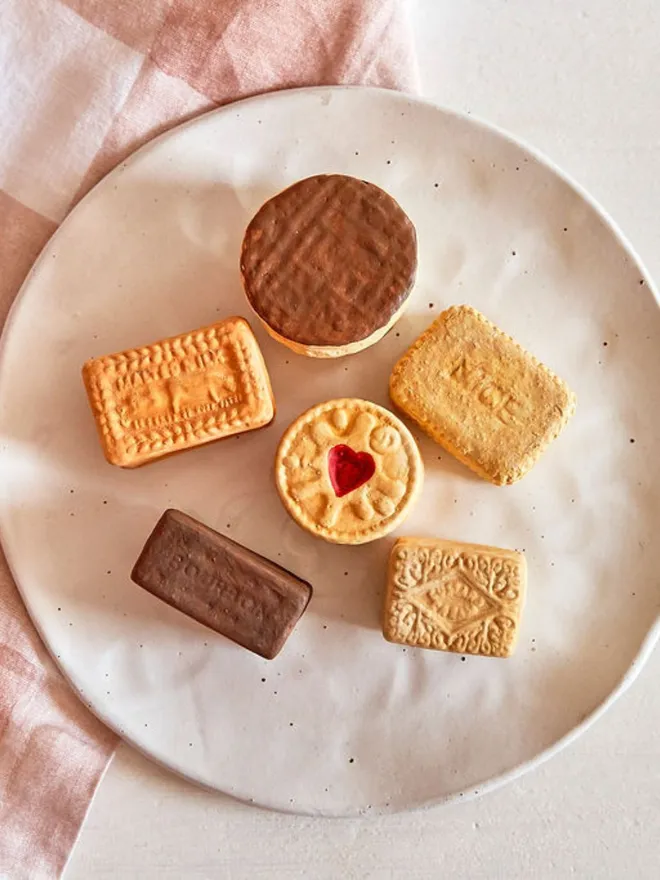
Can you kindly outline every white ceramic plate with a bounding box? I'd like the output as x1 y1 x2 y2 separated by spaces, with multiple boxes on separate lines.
1 87 659 816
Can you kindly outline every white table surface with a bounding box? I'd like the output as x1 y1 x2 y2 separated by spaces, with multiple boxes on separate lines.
66 1 660 877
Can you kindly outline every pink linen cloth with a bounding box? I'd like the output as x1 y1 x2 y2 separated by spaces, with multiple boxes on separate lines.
0 1 417 877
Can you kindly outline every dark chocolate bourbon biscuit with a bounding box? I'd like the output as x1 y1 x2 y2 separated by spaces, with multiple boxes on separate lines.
240 174 417 347
131 509 312 659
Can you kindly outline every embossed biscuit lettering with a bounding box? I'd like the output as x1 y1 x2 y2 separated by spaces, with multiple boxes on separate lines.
166 552 185 576
168 367 238 414
390 306 576 484
184 561 199 579
131 510 311 659
83 317 274 467
117 368 241 430
449 357 521 426
223 582 239 605
217 579 272 625
180 552 281 627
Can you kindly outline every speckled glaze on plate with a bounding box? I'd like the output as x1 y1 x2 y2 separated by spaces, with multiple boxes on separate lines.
0 87 659 816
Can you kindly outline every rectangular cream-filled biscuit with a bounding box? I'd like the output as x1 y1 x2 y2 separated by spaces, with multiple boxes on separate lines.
389 305 576 485
83 317 274 467
383 537 527 658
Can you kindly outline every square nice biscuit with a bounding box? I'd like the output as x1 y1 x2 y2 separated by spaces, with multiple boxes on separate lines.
390 305 576 484
383 537 527 658
82 317 274 467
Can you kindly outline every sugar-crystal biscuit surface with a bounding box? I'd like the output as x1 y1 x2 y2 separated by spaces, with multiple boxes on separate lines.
275 398 423 545
83 317 274 467
390 305 576 485
383 537 527 657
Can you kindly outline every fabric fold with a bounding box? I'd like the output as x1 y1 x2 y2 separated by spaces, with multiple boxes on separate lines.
0 2 417 876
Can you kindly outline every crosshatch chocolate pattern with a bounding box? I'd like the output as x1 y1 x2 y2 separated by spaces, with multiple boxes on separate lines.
240 175 417 346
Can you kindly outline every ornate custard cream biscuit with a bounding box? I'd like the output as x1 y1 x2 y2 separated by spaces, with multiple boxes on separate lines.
240 175 417 358
275 399 423 544
390 305 576 485
83 317 274 467
383 537 527 658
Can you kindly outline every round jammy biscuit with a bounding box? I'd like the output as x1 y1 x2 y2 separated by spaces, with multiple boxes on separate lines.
275 399 423 544
240 175 417 358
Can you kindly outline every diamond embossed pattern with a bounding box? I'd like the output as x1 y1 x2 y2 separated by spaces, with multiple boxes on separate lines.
384 537 527 658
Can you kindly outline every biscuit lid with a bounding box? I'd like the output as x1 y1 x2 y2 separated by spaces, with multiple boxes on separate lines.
240 175 417 347
275 398 423 545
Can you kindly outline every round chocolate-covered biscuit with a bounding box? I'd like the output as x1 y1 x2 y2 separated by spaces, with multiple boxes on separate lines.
240 175 417 349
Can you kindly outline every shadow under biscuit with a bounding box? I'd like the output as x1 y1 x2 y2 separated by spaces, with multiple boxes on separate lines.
414 432 484 483
279 532 389 634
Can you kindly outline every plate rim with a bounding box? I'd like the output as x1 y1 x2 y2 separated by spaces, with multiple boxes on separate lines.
0 84 658 815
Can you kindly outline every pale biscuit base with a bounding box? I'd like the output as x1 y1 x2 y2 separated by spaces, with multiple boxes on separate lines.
275 398 423 545
83 317 275 467
390 305 576 485
251 293 411 359
383 537 527 658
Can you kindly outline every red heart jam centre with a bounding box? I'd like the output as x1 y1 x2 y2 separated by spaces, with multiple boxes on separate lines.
328 444 376 498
